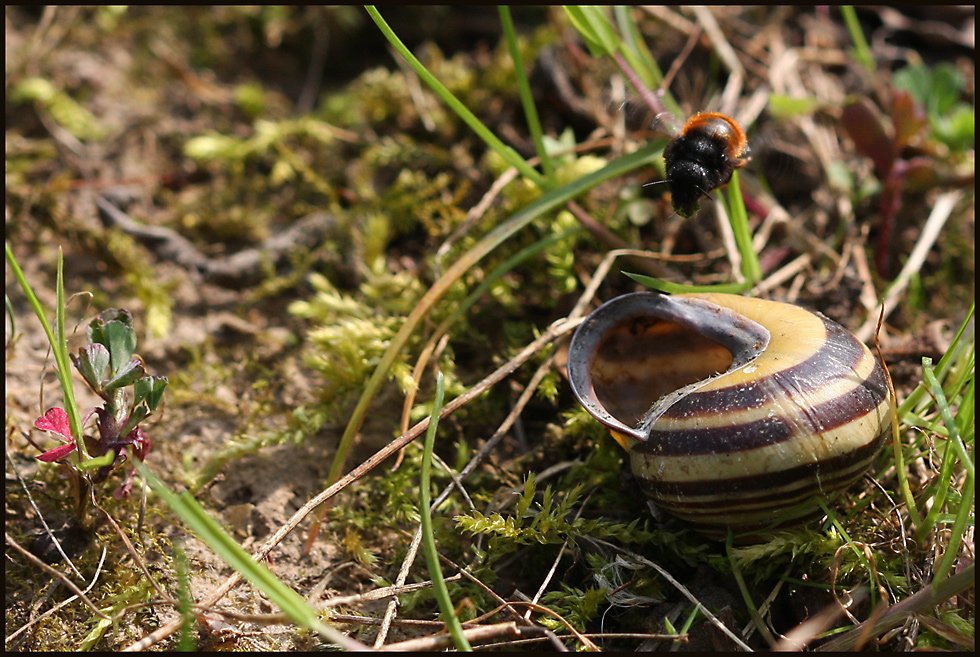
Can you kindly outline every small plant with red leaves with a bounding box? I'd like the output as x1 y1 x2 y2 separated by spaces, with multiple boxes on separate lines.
840 62 974 278
32 308 168 504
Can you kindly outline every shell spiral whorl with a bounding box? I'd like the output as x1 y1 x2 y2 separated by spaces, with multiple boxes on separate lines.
567 292 894 541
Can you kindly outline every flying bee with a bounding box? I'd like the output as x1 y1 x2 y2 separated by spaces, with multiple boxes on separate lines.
661 111 750 218
616 43 753 219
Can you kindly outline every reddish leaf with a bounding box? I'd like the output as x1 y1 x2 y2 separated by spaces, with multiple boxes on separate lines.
903 156 940 191
37 442 77 462
841 98 895 179
891 90 928 149
114 468 138 499
126 426 151 461
34 407 72 441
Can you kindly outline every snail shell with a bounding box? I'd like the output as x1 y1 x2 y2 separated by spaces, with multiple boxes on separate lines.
567 292 894 540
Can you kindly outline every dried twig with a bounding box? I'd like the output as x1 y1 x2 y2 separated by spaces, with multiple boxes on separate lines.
377 621 523 651
817 563 975 651
5 533 111 622
592 539 755 652
5 545 108 647
6 448 84 579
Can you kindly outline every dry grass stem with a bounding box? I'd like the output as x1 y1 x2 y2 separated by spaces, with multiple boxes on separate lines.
773 588 869 651
756 253 812 292
714 197 744 283
93 498 175 605
5 533 111 622
642 6 696 36
4 544 109 647
6 449 85 579
374 525 426 647
377 621 523 651
593 539 754 651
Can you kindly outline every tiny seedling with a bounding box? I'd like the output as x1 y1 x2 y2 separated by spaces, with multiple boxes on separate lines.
32 308 168 518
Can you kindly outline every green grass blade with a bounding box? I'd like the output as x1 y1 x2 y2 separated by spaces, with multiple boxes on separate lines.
613 6 660 89
365 6 547 189
611 7 682 121
5 242 86 455
920 359 974 581
623 271 751 295
6 294 15 344
899 303 974 416
325 143 661 491
614 6 685 113
933 470 974 588
564 6 620 56
895 305 973 534
437 228 580 335
726 530 776 647
840 6 875 73
724 170 761 284
53 248 85 452
135 462 361 649
419 371 472 651
499 6 555 183
890 396 924 531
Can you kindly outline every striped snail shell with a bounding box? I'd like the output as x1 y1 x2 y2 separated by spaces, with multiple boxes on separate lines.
567 292 894 541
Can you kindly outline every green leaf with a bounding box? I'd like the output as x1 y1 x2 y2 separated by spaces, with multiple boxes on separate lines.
77 451 116 472
564 6 621 57
933 104 975 152
134 375 169 412
893 64 931 107
894 62 967 125
103 358 146 392
118 403 149 439
768 94 819 119
89 309 138 377
74 343 111 392
924 63 964 116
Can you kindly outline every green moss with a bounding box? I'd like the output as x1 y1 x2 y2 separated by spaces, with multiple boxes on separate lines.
12 77 109 142
539 584 609 632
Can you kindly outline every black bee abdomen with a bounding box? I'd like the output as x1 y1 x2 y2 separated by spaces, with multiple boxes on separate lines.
663 133 735 218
